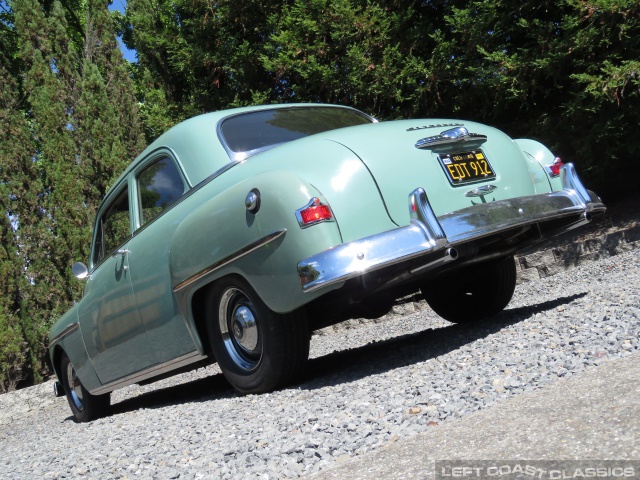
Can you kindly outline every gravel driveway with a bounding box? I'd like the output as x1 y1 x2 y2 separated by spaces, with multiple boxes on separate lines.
1 248 638 479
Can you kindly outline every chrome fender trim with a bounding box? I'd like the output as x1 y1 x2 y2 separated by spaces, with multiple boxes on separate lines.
173 229 287 293
49 322 79 349
297 163 605 292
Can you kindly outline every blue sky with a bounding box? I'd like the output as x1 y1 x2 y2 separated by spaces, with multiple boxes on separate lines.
108 0 137 63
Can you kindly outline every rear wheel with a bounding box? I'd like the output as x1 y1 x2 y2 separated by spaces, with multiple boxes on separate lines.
207 277 310 394
421 256 517 323
60 353 110 422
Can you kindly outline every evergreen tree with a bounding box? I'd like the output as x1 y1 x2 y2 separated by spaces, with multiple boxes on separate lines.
79 0 145 200
0 57 30 392
12 0 63 382
2 0 146 385
261 0 440 118
123 0 286 133
433 0 640 195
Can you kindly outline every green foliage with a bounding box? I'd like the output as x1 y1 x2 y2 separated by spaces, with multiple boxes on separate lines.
0 0 145 389
432 0 640 195
0 314 27 393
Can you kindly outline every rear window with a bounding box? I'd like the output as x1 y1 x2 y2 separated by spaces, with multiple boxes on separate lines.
220 107 373 155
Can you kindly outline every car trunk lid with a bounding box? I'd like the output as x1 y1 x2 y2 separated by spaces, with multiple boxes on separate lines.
319 119 539 227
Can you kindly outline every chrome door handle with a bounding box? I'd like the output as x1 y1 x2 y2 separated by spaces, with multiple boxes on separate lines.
112 249 130 258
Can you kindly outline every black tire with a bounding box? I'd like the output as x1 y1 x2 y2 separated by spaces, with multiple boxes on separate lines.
421 256 517 323
207 277 310 394
60 353 110 422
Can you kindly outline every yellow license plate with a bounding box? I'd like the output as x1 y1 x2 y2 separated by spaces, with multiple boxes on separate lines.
438 150 495 185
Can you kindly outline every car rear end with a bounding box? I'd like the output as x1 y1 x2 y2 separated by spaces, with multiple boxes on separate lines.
296 119 605 297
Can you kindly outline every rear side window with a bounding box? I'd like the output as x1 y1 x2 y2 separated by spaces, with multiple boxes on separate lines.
93 185 131 265
137 157 186 225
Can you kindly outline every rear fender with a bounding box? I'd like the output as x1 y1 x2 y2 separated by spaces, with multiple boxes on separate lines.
514 139 561 192
169 171 343 331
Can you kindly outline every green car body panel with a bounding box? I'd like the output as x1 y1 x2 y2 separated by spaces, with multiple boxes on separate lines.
48 104 605 402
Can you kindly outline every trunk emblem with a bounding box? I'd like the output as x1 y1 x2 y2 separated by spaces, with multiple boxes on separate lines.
465 184 497 197
415 127 487 149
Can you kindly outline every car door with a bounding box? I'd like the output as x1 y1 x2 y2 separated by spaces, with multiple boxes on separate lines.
126 153 199 363
79 182 157 384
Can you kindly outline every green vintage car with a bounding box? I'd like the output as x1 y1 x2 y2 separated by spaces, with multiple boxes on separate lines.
49 104 605 421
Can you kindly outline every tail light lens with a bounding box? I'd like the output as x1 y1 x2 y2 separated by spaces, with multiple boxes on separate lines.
295 197 333 228
547 157 564 177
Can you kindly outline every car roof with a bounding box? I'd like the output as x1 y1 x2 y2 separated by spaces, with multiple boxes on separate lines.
107 103 362 194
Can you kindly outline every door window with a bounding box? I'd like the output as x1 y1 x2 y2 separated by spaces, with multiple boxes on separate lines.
137 157 186 225
93 185 131 265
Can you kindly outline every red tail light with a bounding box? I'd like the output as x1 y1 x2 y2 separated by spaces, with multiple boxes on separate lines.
547 157 564 177
296 197 333 227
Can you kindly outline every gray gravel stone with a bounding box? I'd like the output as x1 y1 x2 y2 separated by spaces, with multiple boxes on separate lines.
1 249 639 479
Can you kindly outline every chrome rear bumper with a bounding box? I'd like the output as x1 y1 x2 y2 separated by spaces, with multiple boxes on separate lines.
297 163 605 292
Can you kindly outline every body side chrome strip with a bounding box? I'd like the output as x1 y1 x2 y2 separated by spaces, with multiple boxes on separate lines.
173 229 287 293
49 322 79 348
172 228 288 356
89 351 207 396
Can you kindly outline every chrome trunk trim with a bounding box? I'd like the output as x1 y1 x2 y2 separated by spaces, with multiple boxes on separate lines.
465 184 497 197
297 163 605 292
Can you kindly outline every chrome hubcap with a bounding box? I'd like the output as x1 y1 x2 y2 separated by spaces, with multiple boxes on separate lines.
219 288 261 372
66 362 84 412
231 305 259 351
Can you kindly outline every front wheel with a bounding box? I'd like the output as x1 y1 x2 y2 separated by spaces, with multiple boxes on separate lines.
60 353 110 422
421 256 517 323
207 277 310 394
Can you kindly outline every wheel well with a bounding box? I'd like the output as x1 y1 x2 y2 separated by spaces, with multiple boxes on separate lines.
191 285 213 356
189 274 248 358
52 346 65 381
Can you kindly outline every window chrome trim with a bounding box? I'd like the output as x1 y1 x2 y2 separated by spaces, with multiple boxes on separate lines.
135 155 189 228
91 182 132 270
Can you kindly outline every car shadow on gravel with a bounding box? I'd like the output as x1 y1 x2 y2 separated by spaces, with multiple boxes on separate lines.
105 292 585 417
108 372 236 417
301 292 587 391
